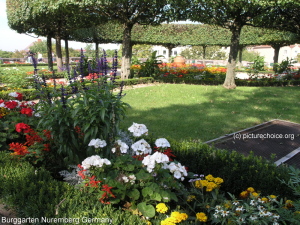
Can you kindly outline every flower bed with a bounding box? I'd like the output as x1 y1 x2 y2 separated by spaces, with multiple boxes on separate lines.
1 53 300 224
1 80 300 224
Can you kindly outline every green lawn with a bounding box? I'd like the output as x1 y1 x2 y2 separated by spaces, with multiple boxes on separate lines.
120 84 300 142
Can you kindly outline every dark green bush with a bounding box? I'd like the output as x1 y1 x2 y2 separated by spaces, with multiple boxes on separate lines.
0 152 69 220
0 152 147 225
170 140 294 199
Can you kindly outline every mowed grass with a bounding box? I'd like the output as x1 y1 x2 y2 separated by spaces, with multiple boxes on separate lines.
120 84 300 142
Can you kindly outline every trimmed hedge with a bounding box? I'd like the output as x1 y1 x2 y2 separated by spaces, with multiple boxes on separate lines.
169 139 295 199
0 152 147 225
156 77 300 86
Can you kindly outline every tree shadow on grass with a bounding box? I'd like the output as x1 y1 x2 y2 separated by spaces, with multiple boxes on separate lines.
121 85 300 142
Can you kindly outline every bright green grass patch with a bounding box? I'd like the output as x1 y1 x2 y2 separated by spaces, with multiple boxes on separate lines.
121 84 300 142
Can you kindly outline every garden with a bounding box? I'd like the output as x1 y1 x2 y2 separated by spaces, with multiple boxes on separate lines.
1 52 300 225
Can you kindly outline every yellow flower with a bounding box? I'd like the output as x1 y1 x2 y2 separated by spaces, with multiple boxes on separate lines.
261 197 268 203
161 217 176 225
205 174 215 181
247 187 255 193
196 212 208 222
269 195 277 199
187 195 196 202
214 177 224 185
206 182 218 192
195 179 208 189
239 191 249 199
285 200 294 208
251 192 259 198
156 203 168 214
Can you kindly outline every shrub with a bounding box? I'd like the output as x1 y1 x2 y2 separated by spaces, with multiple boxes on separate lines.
34 76 129 166
0 152 70 220
170 140 294 199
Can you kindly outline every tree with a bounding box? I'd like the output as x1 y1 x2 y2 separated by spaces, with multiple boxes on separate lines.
132 44 153 59
82 0 170 79
7 0 103 71
0 50 14 58
29 40 48 56
176 0 274 89
180 46 227 60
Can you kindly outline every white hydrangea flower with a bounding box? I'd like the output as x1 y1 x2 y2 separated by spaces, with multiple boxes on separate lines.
131 139 152 155
8 92 18 98
111 148 116 153
155 138 170 148
142 152 169 173
88 139 107 148
168 162 188 181
0 102 5 108
122 176 129 183
81 155 111 169
116 139 129 153
128 122 148 137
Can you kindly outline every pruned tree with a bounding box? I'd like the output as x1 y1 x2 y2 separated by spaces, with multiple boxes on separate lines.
171 0 275 89
80 0 170 79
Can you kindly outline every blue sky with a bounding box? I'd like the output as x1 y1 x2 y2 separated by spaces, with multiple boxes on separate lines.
0 0 119 52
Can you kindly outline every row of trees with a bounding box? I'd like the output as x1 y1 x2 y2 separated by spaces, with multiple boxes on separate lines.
6 0 300 88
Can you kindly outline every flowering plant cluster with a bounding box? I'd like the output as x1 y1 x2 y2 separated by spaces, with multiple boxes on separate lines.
211 187 288 225
8 122 52 164
69 122 191 219
157 63 226 80
0 91 40 151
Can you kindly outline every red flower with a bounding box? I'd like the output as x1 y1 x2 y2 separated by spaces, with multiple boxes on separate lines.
43 144 50 151
99 184 116 204
43 130 52 140
25 130 43 146
15 123 32 133
85 175 101 188
132 154 149 161
20 108 33 117
15 92 23 101
5 101 18 109
155 147 176 161
9 142 30 156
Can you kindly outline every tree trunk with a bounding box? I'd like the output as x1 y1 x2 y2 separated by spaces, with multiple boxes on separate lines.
237 45 244 69
121 23 133 79
46 35 53 71
223 25 242 89
203 45 207 59
55 36 63 72
272 44 281 72
65 39 70 71
167 46 173 62
95 42 99 59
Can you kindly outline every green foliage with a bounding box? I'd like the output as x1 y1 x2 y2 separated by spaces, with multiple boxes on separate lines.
180 46 227 60
273 57 294 74
251 55 265 72
0 152 147 224
239 49 260 62
0 152 70 220
170 140 294 199
35 78 129 166
134 51 162 78
132 44 153 59
0 50 14 58
29 40 48 56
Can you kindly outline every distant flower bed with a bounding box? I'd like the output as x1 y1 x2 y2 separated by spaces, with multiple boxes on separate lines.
158 63 227 79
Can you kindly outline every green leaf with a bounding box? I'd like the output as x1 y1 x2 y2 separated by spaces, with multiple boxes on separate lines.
137 202 155 218
142 187 153 197
127 189 140 201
